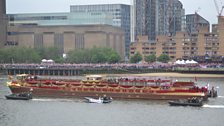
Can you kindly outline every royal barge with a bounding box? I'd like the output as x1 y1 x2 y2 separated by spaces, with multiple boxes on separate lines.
7 74 208 100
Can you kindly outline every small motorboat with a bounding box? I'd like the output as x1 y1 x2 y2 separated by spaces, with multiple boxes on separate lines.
207 86 218 98
101 96 113 103
5 92 32 100
168 97 203 107
84 96 112 103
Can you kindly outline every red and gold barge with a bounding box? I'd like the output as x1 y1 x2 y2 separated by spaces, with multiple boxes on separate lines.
7 74 208 100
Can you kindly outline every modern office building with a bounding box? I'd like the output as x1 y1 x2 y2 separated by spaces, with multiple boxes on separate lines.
186 13 210 34
0 0 6 48
7 25 125 60
134 0 184 40
70 4 131 58
130 0 136 43
135 0 156 40
130 16 224 63
157 0 184 36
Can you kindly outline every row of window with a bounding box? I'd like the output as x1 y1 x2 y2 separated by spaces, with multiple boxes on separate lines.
130 48 220 56
131 42 220 51
71 6 122 12
10 16 67 21
163 47 176 50
205 43 219 46
182 38 197 42
163 52 176 55
7 32 34 35
4 41 18 46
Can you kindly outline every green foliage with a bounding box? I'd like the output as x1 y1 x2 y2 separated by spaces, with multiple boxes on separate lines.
91 47 107 63
67 49 89 63
145 54 156 63
67 47 121 63
157 54 170 63
0 46 121 64
0 47 41 63
36 47 61 61
108 53 120 63
0 47 65 63
130 52 142 63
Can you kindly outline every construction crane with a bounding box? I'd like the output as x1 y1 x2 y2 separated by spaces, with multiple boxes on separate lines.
194 8 201 33
213 0 224 16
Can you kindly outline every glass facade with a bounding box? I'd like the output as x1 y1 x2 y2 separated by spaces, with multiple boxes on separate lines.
135 0 156 40
134 0 184 40
157 0 184 36
70 4 131 57
8 12 113 26
0 0 6 47
186 14 210 34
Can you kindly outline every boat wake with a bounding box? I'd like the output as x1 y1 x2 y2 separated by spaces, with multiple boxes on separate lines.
203 104 224 109
32 98 76 102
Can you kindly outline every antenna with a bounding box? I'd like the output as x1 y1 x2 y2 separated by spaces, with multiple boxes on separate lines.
195 7 201 14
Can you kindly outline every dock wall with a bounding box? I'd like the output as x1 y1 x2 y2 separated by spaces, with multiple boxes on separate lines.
4 68 224 76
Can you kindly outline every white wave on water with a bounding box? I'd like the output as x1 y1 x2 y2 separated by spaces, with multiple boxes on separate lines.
32 98 76 102
218 96 224 98
203 104 224 109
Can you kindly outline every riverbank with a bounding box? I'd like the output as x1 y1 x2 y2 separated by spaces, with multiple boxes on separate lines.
106 72 224 78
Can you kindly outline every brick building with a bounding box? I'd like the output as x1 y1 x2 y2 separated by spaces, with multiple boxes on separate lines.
7 25 125 60
130 16 224 63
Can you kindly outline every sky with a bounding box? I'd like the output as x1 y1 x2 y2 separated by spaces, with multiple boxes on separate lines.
6 0 224 25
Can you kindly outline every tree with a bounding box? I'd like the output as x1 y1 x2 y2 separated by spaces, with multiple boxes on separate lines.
91 47 107 63
130 52 142 63
67 49 87 63
102 48 120 63
108 53 120 63
67 47 121 63
36 47 61 61
0 47 41 63
145 54 156 63
157 54 170 63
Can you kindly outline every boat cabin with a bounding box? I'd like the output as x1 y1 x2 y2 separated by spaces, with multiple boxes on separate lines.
16 74 38 81
16 74 29 81
82 75 103 83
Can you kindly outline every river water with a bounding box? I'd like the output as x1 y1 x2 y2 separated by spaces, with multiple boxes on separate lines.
0 75 224 126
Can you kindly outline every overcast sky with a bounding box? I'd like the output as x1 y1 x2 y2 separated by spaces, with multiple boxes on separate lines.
6 0 223 25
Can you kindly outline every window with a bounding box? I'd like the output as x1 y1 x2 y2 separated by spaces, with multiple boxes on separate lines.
7 32 18 35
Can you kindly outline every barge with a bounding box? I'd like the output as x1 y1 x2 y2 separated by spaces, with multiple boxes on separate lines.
7 74 208 100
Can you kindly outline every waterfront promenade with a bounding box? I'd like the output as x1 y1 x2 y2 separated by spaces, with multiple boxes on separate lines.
1 63 224 76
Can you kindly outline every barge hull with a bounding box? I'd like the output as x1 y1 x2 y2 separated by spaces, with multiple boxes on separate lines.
9 86 207 100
